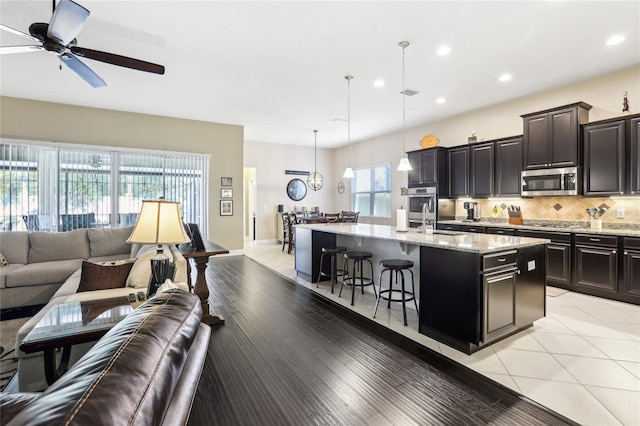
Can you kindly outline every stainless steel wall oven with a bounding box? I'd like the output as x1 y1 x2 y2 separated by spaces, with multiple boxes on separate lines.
407 186 437 228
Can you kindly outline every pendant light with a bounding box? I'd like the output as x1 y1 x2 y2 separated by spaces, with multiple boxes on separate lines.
397 41 413 171
307 130 324 190
343 75 355 179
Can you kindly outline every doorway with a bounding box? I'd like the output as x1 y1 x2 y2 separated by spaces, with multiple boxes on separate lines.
243 167 257 241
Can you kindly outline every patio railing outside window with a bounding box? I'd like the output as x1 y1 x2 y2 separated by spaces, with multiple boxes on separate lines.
0 142 209 234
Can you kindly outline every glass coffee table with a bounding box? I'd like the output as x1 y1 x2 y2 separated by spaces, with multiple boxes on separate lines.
19 297 134 385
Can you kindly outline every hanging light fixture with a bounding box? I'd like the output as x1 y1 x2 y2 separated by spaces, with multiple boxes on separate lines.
397 41 413 171
343 75 355 179
307 130 324 190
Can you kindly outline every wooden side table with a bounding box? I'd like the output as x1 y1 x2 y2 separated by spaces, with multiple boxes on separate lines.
179 240 229 325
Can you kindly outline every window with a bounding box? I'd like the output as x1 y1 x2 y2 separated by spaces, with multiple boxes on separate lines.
351 164 391 218
0 141 208 234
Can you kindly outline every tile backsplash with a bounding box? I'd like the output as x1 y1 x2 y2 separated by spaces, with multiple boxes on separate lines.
455 196 639 227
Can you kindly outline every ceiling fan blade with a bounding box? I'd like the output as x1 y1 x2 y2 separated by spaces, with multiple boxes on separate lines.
0 45 44 55
71 46 165 75
59 52 106 88
0 23 41 43
48 0 90 46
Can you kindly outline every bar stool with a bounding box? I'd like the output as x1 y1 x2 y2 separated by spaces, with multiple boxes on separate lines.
316 246 347 294
340 251 376 306
374 259 418 326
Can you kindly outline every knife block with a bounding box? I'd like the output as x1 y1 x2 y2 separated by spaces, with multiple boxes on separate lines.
509 216 523 225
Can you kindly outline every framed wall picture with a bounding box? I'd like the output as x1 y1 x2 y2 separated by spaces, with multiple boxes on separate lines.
220 200 233 216
221 177 232 186
221 188 233 198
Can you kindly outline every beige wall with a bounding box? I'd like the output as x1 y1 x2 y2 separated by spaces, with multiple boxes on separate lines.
0 96 245 250
244 140 336 241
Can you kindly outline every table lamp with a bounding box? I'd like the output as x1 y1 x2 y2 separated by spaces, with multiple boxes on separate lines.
127 199 191 296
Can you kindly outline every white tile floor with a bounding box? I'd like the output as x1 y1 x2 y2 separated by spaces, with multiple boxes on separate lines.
243 241 640 426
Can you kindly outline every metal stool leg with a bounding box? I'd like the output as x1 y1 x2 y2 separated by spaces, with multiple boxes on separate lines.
351 259 358 306
409 269 418 313
400 270 408 326
315 252 326 288
373 268 387 318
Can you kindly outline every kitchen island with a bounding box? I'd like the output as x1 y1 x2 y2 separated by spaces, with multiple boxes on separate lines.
295 223 550 354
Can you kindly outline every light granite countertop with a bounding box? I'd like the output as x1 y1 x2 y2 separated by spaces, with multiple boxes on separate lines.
295 223 550 254
439 220 640 238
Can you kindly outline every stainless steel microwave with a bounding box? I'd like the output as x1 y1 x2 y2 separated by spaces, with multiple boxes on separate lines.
521 167 580 196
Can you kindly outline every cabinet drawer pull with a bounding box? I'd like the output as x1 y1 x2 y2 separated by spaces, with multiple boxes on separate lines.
497 258 506 262
613 250 617 254
624 251 628 255
497 231 504 234
589 238 600 242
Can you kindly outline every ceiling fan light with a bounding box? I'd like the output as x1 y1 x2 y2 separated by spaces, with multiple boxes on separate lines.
343 167 355 179
397 156 413 171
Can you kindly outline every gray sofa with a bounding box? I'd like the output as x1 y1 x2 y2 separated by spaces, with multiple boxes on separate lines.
0 227 135 310
0 226 189 391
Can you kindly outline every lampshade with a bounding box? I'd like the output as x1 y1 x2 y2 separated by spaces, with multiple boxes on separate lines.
127 199 191 245
397 157 413 171
343 167 355 179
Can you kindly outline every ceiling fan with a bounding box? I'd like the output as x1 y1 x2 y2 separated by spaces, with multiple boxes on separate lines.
0 0 165 88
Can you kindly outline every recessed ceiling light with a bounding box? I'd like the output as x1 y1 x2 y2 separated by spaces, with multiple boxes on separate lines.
437 45 451 56
606 34 625 45
436 97 446 104
499 74 512 82
373 79 385 87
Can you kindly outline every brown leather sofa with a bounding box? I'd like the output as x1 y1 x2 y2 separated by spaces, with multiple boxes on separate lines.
0 289 210 426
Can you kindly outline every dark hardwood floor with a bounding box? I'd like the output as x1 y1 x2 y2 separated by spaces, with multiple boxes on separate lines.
189 256 576 426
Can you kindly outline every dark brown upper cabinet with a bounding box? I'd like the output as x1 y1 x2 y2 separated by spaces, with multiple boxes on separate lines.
407 147 448 194
470 142 495 198
522 102 591 170
630 116 640 195
583 113 640 197
448 146 469 198
494 137 523 197
583 119 625 196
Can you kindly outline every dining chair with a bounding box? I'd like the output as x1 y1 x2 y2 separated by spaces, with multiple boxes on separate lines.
286 213 297 254
340 211 360 223
324 213 341 223
280 213 291 252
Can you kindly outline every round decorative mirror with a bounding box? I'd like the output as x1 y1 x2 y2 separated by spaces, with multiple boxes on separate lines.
286 178 307 201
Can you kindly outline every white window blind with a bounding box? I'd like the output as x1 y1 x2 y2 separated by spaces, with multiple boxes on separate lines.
0 142 208 233
351 164 391 218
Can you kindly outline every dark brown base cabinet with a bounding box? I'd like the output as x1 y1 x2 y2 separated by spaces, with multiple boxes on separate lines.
294 228 336 283
419 245 545 354
622 237 640 300
516 229 572 289
574 234 618 295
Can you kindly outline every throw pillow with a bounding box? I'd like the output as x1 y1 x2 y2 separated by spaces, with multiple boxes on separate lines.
77 259 136 292
0 253 7 267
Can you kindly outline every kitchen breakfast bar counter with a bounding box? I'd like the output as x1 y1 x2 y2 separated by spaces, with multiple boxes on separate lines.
295 223 550 354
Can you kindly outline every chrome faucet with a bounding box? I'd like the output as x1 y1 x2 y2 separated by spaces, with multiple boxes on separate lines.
422 202 429 233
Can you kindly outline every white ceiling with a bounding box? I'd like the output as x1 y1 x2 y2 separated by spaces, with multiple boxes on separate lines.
1 1 639 148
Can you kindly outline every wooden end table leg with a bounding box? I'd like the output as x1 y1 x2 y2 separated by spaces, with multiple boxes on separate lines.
191 256 225 326
44 346 71 385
